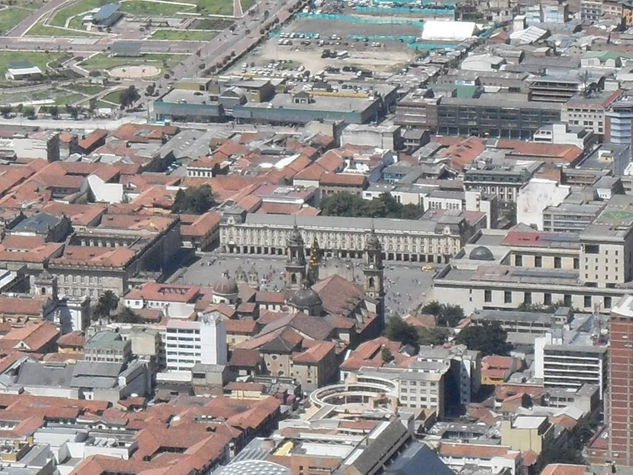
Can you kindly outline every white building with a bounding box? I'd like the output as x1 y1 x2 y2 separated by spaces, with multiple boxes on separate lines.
340 124 401 151
534 331 607 399
532 123 593 150
422 20 477 41
516 178 571 230
165 312 227 373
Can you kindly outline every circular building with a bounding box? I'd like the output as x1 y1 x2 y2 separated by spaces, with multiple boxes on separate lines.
469 246 495 261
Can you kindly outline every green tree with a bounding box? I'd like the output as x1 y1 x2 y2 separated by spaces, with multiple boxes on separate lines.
384 316 419 352
119 85 140 110
417 326 449 346
0 106 11 117
455 321 510 356
381 346 394 364
94 290 119 321
65 104 78 119
321 192 422 219
171 185 215 214
116 307 143 324
420 302 464 327
49 105 59 117
23 106 35 118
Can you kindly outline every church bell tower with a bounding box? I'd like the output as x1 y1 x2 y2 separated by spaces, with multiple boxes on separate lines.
285 224 306 290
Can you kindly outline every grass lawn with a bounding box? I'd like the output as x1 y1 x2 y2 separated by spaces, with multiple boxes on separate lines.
14 0 46 9
119 0 194 15
79 53 186 72
68 16 84 30
151 29 217 40
241 0 254 13
0 51 65 76
0 89 53 105
191 18 234 29
96 99 116 108
68 83 107 95
52 0 196 28
53 92 84 105
27 18 96 36
50 0 110 27
101 89 125 104
195 0 233 15
0 7 32 35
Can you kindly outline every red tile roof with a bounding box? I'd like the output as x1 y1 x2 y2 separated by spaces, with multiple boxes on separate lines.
224 318 258 335
56 331 85 349
496 140 582 164
0 296 48 317
50 246 136 268
319 172 366 187
0 321 58 352
292 340 335 364
125 282 201 304
112 124 179 143
78 129 107 151
541 464 591 475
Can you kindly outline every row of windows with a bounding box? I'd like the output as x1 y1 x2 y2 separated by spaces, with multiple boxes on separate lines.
484 289 612 308
515 255 579 269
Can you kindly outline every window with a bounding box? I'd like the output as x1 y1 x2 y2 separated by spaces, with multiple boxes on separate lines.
605 296 612 308
564 294 572 306
515 255 522 266
504 291 512 304
544 293 552 305
574 258 579 270
535 256 542 267
524 292 532 305
484 290 492 302
584 295 591 308
554 257 561 269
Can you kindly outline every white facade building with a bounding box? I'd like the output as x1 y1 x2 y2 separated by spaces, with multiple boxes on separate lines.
516 178 571 230
165 312 227 373
534 331 607 399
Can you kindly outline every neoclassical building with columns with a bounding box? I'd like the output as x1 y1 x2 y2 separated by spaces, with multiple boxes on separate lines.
220 212 472 263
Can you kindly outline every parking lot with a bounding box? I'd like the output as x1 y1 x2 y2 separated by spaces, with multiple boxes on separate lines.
173 250 435 318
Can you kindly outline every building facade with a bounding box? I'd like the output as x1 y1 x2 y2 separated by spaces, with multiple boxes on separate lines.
164 313 227 373
607 296 633 467
220 213 470 263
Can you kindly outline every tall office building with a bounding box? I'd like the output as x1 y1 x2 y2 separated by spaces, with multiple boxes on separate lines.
608 295 633 466
165 311 227 373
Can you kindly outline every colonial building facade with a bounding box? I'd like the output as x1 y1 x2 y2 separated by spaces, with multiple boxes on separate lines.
220 213 469 263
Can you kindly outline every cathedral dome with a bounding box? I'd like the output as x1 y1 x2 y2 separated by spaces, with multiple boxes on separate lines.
213 270 239 296
289 287 323 311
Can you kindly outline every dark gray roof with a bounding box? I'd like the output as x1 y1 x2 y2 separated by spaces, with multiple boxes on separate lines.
11 212 63 234
94 2 120 21
73 361 123 378
16 361 74 387
288 287 322 310
348 420 409 474
385 442 453 475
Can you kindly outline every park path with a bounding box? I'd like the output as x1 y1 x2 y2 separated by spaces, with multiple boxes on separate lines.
233 0 243 18
6 0 69 37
